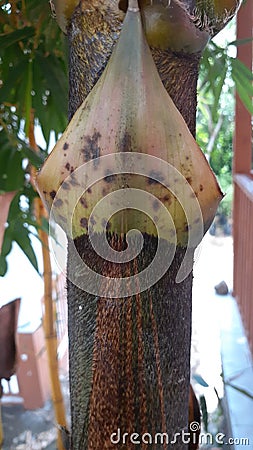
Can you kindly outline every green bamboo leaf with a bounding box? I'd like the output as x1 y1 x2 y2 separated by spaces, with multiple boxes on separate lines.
225 381 253 400
36 53 67 115
232 68 253 98
197 103 210 123
0 255 7 277
32 52 67 142
232 72 253 114
200 395 208 433
212 66 228 121
229 37 253 47
231 71 253 100
23 0 49 22
20 142 45 168
24 60 33 136
13 226 39 273
1 231 12 257
231 57 253 83
22 183 39 207
0 58 28 104
0 147 24 192
0 26 35 49
235 84 253 113
7 193 23 222
2 190 41 273
231 59 253 113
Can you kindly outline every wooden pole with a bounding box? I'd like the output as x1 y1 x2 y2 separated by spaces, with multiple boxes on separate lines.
233 0 253 298
233 0 253 175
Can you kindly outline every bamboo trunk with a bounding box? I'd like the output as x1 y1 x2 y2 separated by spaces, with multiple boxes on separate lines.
68 237 194 449
29 122 67 450
66 3 200 449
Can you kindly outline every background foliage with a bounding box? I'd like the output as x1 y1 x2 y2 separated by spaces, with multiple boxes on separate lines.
0 0 68 274
0 0 252 274
197 29 253 223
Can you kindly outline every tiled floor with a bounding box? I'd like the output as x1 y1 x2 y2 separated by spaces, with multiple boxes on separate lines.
220 295 253 448
191 233 253 448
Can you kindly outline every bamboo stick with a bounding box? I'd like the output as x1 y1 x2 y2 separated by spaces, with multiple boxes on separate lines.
29 119 67 450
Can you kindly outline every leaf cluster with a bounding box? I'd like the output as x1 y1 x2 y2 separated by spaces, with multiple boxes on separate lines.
0 0 68 275
197 33 253 218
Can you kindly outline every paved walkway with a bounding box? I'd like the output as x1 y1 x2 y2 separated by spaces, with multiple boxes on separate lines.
192 233 253 449
191 233 233 409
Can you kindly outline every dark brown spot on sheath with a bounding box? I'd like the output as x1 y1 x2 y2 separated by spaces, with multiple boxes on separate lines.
65 162 71 171
199 184 204 191
81 131 101 166
58 215 67 224
54 199 63 207
50 190 56 199
90 216 96 226
119 132 132 152
163 194 171 204
69 176 79 186
80 197 88 208
153 200 160 211
62 183 70 190
63 142 69 150
80 217 88 229
186 177 192 184
104 170 116 183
